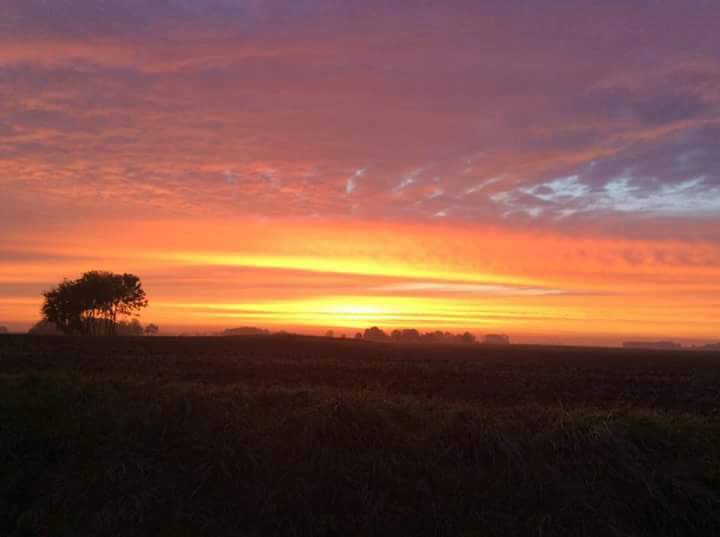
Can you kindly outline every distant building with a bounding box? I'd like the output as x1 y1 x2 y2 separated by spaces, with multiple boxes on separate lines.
484 334 510 345
622 341 682 350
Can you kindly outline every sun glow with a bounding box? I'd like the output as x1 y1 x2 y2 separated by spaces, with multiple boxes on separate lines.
3 218 720 344
153 295 583 331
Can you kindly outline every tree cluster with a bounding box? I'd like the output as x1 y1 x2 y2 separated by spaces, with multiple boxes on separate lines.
359 326 476 345
41 271 148 336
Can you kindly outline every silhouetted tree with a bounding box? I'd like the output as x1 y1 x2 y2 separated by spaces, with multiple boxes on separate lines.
391 328 421 342
41 271 148 336
28 320 63 336
460 332 476 344
144 323 159 336
116 319 144 336
325 330 335 338
0 326 8 334
363 326 388 341
483 334 510 345
423 330 446 343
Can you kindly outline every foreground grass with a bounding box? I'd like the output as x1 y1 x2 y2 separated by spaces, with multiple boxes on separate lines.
2 372 720 537
4 335 720 414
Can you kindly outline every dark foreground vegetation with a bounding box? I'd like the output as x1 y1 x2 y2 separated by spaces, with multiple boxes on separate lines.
2 335 720 536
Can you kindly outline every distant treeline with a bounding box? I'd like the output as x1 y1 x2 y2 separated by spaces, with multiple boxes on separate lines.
354 327 511 345
218 326 509 345
623 341 720 351
356 327 474 344
222 327 270 336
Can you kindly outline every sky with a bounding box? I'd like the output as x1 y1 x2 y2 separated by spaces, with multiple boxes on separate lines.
1 0 719 344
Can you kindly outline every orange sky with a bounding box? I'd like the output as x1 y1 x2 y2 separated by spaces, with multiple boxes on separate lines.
2 217 719 345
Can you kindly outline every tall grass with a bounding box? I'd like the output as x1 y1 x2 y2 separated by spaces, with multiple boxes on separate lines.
2 372 720 536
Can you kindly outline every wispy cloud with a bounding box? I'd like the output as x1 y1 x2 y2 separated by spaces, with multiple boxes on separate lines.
374 282 570 296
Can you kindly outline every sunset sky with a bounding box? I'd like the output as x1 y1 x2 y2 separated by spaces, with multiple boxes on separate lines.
2 1 719 344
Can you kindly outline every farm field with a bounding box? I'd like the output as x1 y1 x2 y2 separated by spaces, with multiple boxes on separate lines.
2 335 720 536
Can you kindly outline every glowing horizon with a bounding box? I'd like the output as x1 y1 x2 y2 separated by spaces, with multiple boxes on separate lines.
1 217 718 345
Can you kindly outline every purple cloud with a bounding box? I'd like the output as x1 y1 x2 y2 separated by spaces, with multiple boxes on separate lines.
1 0 719 239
